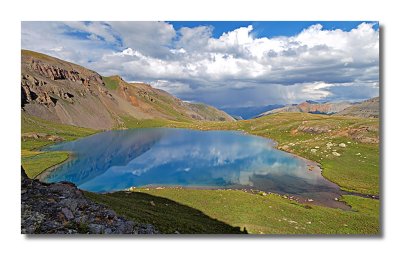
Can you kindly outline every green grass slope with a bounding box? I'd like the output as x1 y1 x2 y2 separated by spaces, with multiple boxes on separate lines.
85 190 246 234
87 188 379 234
102 76 120 90
21 112 97 178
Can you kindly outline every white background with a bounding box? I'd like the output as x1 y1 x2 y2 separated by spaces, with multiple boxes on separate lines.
0 0 399 254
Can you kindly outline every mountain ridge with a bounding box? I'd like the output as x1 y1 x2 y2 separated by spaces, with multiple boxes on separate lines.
335 97 379 118
257 100 354 117
21 50 234 130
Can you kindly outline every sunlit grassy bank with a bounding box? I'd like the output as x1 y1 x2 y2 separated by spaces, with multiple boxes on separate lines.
86 188 379 234
21 113 97 178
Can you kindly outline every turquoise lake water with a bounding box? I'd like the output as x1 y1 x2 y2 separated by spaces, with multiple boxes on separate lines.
42 128 343 206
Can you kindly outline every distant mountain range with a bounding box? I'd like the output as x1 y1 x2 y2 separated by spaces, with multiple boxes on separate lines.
222 97 379 120
257 97 379 118
220 105 284 120
21 50 234 129
257 101 353 117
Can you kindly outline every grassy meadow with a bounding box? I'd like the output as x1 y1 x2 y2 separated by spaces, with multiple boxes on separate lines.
86 188 379 234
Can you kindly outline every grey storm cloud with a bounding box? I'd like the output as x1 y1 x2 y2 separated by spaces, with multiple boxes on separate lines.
21 21 379 107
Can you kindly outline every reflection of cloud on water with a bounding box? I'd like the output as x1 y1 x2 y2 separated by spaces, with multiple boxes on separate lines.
103 133 272 176
78 130 276 190
47 128 334 195
220 160 309 187
80 129 317 193
44 129 167 185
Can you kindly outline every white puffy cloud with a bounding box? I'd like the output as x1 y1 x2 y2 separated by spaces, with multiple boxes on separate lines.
21 21 379 107
108 21 176 58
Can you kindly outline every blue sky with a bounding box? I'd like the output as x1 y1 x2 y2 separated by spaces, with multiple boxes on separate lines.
21 21 379 108
168 21 378 38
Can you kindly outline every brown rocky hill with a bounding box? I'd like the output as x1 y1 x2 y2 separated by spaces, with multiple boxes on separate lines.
258 101 353 117
21 50 234 129
335 97 379 118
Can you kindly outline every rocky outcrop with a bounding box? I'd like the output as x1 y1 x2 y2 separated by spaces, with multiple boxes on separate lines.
21 132 64 142
21 167 158 234
30 59 82 82
297 125 330 134
21 74 58 107
344 126 379 144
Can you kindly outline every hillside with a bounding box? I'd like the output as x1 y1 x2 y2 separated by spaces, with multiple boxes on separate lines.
258 101 353 117
335 97 379 118
21 50 234 130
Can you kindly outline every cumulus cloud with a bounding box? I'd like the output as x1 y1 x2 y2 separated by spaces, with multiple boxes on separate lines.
21 21 379 107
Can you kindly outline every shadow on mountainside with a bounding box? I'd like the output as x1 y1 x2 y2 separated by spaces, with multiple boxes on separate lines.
85 191 247 234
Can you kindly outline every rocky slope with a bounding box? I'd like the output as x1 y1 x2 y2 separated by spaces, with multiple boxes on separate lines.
21 50 234 129
21 167 158 234
258 100 353 117
335 97 379 118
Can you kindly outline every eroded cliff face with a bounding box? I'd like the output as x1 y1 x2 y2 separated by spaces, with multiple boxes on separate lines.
21 167 158 234
21 51 120 129
21 50 234 130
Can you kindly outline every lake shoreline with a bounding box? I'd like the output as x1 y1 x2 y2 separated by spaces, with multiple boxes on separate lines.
38 127 367 210
36 151 76 181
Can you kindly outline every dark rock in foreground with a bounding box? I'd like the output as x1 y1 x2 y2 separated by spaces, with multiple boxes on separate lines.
21 167 158 234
